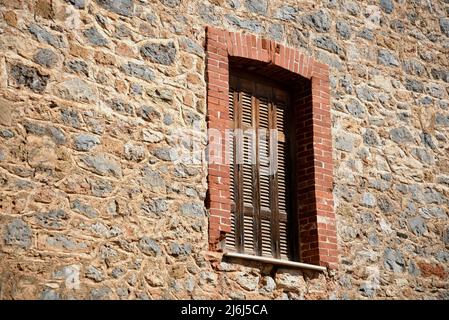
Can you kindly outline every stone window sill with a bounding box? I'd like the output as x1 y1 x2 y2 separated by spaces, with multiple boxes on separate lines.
223 252 327 272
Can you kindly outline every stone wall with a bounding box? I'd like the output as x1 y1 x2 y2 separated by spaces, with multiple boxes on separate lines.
0 0 448 300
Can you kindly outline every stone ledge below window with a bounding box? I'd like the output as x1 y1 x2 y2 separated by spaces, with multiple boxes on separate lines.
223 252 327 272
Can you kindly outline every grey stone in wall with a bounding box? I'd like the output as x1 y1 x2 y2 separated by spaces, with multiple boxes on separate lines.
57 78 96 103
71 199 98 218
35 209 68 230
121 62 155 82
380 0 394 14
4 219 32 248
440 18 449 37
29 24 66 48
303 10 331 33
336 20 351 40
86 265 104 282
431 68 449 83
95 0 134 17
408 217 427 236
140 42 176 65
138 236 161 256
33 49 58 68
384 248 405 273
346 98 365 118
65 0 86 9
10 64 49 93
268 24 284 41
378 49 400 67
179 37 204 57
405 78 424 93
181 202 205 216
244 0 267 15
313 36 343 56
59 110 80 130
74 134 100 151
159 0 180 8
225 15 263 34
66 60 89 77
169 243 192 256
81 154 122 178
275 6 298 21
84 27 109 46
390 127 413 144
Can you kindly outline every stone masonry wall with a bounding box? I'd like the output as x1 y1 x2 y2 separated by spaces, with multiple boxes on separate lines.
0 0 448 299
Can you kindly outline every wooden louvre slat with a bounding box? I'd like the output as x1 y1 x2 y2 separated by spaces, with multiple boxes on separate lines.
243 215 255 254
277 140 287 213
261 219 272 257
279 220 288 259
225 72 296 261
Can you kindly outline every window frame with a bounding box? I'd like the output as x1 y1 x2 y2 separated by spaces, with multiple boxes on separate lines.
205 26 337 269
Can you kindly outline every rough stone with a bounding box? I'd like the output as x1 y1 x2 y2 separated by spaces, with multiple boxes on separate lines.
35 209 68 230
121 62 155 82
84 27 108 46
244 0 267 15
408 217 427 236
159 0 180 8
152 147 178 161
29 23 66 48
380 0 394 14
95 0 134 17
431 68 449 83
181 202 205 216
10 64 49 93
336 20 351 39
71 199 98 218
141 199 168 215
378 49 400 67
403 59 426 77
138 236 161 256
140 42 176 65
179 37 204 57
357 29 374 41
355 85 376 102
86 265 103 282
405 78 424 93
169 243 192 256
33 49 58 68
390 127 413 144
4 219 32 248
314 36 343 56
66 60 89 77
346 98 365 118
435 113 449 127
363 129 380 146
57 78 96 103
124 142 145 161
440 18 449 37
335 134 354 152
81 154 122 178
360 192 376 208
384 248 405 273
275 6 297 21
303 10 331 33
74 134 100 151
65 0 85 9
236 273 259 291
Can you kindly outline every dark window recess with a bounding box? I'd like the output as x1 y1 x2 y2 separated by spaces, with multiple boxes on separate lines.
225 70 299 261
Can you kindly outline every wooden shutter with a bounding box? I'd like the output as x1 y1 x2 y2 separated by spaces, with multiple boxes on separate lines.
225 71 296 261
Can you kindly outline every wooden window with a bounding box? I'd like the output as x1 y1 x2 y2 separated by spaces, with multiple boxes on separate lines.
225 70 298 261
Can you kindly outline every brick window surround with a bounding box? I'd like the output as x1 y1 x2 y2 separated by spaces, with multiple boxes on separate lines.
205 26 337 269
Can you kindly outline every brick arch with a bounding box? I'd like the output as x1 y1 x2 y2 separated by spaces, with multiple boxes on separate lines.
205 26 337 269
